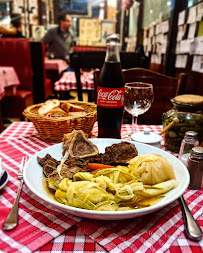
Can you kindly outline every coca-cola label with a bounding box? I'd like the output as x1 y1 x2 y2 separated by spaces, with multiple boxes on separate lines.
97 86 124 108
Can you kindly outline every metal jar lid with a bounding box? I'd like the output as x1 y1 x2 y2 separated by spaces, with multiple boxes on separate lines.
190 147 203 159
185 131 198 137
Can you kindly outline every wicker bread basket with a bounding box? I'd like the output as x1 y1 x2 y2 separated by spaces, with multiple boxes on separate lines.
23 100 97 142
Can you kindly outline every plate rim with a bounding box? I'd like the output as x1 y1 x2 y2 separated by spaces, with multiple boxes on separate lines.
0 170 9 190
23 139 190 218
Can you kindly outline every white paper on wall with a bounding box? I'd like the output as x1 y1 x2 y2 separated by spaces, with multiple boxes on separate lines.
161 20 169 34
175 55 188 68
161 42 167 54
179 39 193 53
192 55 203 73
190 36 203 55
188 22 197 39
187 6 197 24
196 2 203 21
178 10 185 26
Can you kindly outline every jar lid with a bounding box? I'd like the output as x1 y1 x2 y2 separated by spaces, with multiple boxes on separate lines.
191 147 203 155
185 131 198 137
131 128 162 144
174 94 203 105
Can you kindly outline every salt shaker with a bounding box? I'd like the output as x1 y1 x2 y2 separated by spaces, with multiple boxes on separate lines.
178 131 199 166
187 147 203 190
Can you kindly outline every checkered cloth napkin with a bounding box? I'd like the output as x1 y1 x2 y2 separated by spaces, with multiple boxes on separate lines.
54 71 94 91
0 122 202 253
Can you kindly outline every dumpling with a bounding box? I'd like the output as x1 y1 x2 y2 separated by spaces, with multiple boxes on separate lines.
128 154 176 185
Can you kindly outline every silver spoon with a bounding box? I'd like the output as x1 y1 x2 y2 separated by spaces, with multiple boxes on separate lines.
179 195 202 241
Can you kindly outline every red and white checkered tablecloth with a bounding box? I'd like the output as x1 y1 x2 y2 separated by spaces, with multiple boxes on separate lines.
0 122 202 253
54 71 94 92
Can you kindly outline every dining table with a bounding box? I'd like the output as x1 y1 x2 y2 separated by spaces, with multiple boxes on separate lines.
0 66 20 132
0 121 202 253
54 71 94 92
0 66 20 100
44 58 69 75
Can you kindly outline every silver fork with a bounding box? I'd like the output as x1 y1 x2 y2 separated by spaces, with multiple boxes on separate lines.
3 156 28 231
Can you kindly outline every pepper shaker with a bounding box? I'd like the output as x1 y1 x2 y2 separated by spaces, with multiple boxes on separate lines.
178 131 199 166
187 147 203 190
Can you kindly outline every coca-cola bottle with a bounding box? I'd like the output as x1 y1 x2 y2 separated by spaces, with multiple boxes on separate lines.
97 34 125 138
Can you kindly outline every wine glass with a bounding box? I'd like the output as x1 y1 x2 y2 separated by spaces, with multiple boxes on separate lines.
124 82 154 137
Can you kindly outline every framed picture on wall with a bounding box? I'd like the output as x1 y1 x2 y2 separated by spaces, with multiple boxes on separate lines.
59 0 88 15
31 25 45 40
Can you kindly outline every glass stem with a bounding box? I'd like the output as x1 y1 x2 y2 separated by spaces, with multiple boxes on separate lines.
132 116 138 134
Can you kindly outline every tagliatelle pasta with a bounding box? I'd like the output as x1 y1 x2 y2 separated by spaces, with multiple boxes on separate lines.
50 162 178 211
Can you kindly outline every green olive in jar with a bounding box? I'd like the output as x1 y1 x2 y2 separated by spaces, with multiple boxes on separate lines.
162 95 203 153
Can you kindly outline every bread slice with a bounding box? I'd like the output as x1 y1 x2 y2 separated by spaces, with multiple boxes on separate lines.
38 99 60 115
68 103 85 112
60 102 71 113
46 107 69 117
63 130 99 158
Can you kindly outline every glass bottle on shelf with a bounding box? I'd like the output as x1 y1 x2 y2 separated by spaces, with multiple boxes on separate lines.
178 131 199 166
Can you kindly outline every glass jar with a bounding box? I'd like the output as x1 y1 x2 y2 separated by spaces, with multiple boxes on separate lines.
178 131 199 166
162 97 203 152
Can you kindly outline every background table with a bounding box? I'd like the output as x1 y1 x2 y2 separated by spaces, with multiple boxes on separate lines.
0 122 202 253
0 66 20 132
44 58 68 74
54 71 94 92
0 66 20 100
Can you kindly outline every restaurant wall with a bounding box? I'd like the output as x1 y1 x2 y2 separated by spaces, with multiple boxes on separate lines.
142 0 203 95
142 0 174 28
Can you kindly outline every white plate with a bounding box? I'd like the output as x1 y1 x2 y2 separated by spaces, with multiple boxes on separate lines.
23 139 190 220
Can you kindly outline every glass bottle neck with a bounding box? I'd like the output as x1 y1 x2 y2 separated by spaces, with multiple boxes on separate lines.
105 42 120 63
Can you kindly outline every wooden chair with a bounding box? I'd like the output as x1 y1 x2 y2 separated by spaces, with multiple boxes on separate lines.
94 68 186 125
70 51 149 101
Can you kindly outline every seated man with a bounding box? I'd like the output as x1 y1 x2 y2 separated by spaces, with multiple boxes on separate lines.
1 13 25 38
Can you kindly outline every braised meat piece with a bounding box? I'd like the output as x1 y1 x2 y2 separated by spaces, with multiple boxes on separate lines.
63 130 99 158
89 142 138 166
37 154 60 177
43 159 60 177
37 154 53 167
61 158 89 179
47 157 89 183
